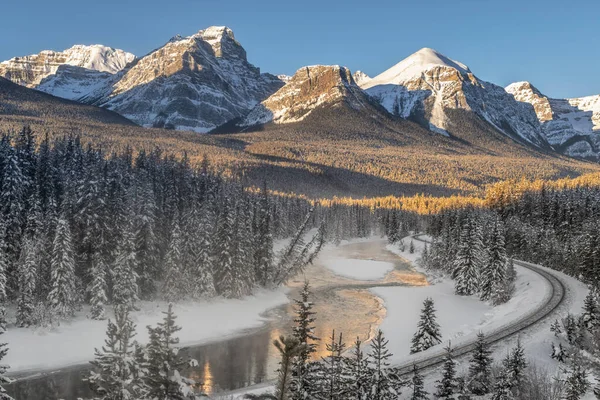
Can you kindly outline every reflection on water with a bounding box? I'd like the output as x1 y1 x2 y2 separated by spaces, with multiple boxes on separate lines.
6 240 426 399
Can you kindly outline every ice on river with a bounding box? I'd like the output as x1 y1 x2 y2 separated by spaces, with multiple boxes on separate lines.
5 288 288 374
322 257 395 280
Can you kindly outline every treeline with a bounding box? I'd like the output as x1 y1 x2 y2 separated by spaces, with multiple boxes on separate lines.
486 184 600 286
0 127 326 328
312 172 600 216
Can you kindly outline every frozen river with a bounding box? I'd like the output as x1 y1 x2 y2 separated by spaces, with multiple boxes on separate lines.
6 239 426 399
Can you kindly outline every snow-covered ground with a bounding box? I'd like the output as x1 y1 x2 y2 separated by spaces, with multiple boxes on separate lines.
225 233 596 399
391 235 596 399
5 288 288 374
379 236 550 364
322 257 395 281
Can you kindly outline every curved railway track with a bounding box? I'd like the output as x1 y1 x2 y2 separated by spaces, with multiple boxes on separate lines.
395 235 566 376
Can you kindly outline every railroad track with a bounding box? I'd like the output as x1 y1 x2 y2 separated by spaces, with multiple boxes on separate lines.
395 235 566 376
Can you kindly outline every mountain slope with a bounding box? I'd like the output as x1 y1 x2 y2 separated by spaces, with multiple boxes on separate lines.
0 76 135 126
94 26 284 132
506 81 600 160
361 48 548 147
237 65 374 127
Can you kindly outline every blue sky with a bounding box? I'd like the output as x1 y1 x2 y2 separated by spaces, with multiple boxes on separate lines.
2 0 598 98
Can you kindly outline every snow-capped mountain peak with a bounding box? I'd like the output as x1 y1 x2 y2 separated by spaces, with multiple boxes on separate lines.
193 26 245 59
362 48 547 146
352 70 371 85
93 26 283 132
0 44 135 88
362 47 470 89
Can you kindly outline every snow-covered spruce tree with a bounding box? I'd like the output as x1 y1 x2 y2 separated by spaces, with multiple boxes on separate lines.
551 342 568 363
213 195 236 298
491 367 512 400
578 226 600 285
232 197 255 298
493 340 528 399
409 239 415 254
163 221 185 302
410 297 442 354
367 330 402 400
254 182 274 287
133 179 159 300
0 322 14 400
563 362 589 400
0 225 8 330
321 330 347 400
551 319 562 336
191 210 216 299
88 252 108 320
453 215 484 296
581 288 599 331
419 243 429 268
16 238 37 327
112 220 139 311
272 335 305 400
344 337 369 400
480 217 510 303
467 332 493 395
142 304 198 399
435 342 457 399
563 314 579 345
48 214 78 319
409 364 428 400
505 339 528 393
0 144 27 266
387 211 399 244
87 305 143 399
290 281 319 400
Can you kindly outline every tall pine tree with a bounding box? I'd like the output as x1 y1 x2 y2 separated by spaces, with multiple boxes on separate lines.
453 216 484 296
467 332 493 395
410 297 442 354
87 306 143 399
48 214 78 319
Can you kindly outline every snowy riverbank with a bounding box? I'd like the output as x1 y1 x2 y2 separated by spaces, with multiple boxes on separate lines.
5 288 289 375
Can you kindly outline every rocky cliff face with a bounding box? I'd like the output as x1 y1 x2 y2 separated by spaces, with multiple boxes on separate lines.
239 65 370 127
506 81 600 159
0 45 135 99
95 26 283 132
361 48 548 146
352 70 371 86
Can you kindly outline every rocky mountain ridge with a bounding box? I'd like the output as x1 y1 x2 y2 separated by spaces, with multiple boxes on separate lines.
2 30 599 160
361 48 548 147
0 44 135 100
506 81 600 159
239 65 372 127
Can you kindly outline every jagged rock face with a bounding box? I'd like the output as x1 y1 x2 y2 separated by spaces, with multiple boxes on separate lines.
506 81 600 159
239 65 368 126
362 48 547 146
0 45 135 97
97 26 284 132
505 81 554 122
352 70 371 86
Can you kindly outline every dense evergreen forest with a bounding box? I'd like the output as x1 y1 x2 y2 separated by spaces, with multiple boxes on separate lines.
0 127 339 329
426 184 600 288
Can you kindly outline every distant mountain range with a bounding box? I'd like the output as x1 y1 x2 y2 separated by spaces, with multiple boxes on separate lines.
1 26 599 162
